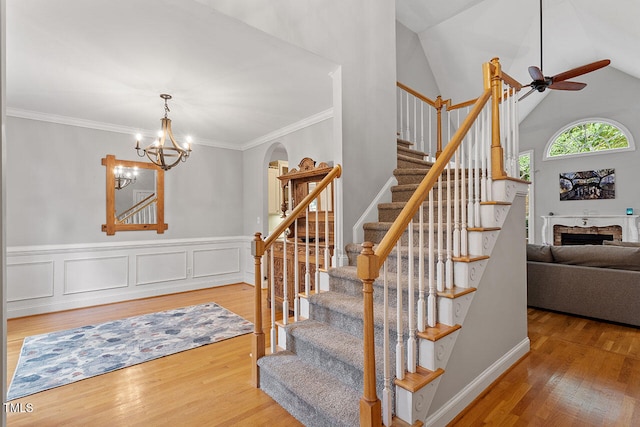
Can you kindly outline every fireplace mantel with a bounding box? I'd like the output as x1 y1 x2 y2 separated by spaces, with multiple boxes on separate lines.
541 215 639 244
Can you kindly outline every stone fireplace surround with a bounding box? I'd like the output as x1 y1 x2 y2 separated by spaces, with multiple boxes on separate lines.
541 215 639 245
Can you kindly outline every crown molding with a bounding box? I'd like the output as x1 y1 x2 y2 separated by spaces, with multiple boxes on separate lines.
7 106 334 152
6 107 240 150
241 107 334 151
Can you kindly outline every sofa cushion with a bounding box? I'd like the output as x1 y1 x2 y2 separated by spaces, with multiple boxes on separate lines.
526 244 554 262
550 244 640 271
603 240 640 248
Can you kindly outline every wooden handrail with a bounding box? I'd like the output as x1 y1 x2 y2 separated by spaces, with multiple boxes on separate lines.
396 82 438 108
374 88 492 263
263 164 342 251
251 163 342 388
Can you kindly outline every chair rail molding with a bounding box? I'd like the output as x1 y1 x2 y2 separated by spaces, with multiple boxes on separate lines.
7 236 255 318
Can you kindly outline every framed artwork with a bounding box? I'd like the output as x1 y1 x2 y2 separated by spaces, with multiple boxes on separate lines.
559 168 615 201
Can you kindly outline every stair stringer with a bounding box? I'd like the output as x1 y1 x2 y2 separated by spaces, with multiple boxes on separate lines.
409 179 530 426
394 179 530 425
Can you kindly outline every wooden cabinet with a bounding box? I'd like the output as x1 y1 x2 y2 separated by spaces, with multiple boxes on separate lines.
267 157 335 311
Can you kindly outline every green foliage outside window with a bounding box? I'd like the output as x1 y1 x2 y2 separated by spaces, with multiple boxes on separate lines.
548 121 629 157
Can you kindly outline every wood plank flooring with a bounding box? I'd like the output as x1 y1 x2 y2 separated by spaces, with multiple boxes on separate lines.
6 285 640 426
451 308 640 426
5 283 302 427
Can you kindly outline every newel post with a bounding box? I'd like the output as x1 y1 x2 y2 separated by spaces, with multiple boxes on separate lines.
251 232 266 388
357 242 382 426
489 57 507 179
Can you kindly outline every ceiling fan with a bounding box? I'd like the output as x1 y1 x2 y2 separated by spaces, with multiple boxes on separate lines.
519 0 610 101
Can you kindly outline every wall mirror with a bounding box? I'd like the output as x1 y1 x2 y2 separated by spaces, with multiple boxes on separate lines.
102 154 168 235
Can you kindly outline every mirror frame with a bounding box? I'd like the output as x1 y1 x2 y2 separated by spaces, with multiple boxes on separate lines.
101 154 168 235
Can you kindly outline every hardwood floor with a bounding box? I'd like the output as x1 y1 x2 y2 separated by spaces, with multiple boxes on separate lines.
5 283 302 427
6 285 640 426
452 308 640 426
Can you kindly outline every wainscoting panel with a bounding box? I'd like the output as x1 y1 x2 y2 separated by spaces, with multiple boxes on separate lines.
7 261 54 302
64 256 129 294
7 236 254 318
135 251 187 286
193 248 240 278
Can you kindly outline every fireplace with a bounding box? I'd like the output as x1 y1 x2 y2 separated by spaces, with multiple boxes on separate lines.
541 215 639 244
554 224 622 246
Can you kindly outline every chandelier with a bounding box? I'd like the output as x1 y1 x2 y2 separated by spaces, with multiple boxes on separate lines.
114 165 138 190
135 94 193 170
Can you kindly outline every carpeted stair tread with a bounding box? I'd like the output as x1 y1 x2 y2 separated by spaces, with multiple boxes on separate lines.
258 351 360 427
397 154 432 169
397 145 427 160
285 319 389 393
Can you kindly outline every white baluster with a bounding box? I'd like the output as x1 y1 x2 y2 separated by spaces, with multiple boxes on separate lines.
282 234 288 324
382 262 392 427
294 218 300 322
305 206 311 296
315 197 320 293
396 240 405 380
417 204 426 332
407 220 416 373
437 175 444 293
270 249 277 353
428 188 437 327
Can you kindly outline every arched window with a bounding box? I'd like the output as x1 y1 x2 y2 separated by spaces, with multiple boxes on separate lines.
544 119 634 160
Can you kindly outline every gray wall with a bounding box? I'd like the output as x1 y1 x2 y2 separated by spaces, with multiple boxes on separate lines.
211 0 398 247
519 67 640 243
396 20 440 98
243 118 334 237
6 116 244 246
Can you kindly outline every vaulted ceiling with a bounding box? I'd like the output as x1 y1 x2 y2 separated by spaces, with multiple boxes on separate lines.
6 0 336 150
396 0 640 119
7 1 639 149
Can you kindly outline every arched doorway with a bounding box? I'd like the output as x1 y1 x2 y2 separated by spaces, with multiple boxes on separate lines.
266 143 288 234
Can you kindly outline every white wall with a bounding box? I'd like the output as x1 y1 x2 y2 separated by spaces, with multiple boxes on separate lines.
519 67 640 243
6 116 244 246
243 117 334 237
5 116 249 316
210 0 398 248
396 20 440 98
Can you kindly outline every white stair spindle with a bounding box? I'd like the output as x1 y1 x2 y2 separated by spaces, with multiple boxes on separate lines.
428 188 436 328
382 262 392 427
282 234 288 324
294 218 300 322
396 240 405 380
407 220 416 373
270 249 277 353
417 204 426 332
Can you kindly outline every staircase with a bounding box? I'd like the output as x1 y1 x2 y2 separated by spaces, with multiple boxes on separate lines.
257 135 527 425
252 58 529 426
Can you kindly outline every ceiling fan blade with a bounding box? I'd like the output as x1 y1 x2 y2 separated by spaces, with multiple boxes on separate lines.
528 66 544 81
548 81 587 91
518 87 537 101
551 59 611 83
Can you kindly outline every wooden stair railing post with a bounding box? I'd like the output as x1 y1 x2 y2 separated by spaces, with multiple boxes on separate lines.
251 232 266 388
357 241 382 426
488 57 507 179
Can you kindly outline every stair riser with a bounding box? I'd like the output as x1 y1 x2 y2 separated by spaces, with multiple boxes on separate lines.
378 204 456 223
391 184 470 203
394 170 475 185
364 226 453 247
398 146 426 161
286 330 390 399
398 157 431 169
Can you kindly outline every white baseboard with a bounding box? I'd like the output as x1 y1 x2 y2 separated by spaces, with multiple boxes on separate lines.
424 337 531 427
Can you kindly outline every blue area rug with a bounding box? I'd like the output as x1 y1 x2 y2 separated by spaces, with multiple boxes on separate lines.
7 302 253 400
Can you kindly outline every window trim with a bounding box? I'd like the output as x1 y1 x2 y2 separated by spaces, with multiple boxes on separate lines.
543 118 635 161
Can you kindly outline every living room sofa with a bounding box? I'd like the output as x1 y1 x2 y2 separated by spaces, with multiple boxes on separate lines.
527 242 640 327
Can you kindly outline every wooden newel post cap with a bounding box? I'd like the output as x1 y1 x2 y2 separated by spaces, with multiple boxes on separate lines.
357 242 379 281
252 233 264 257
